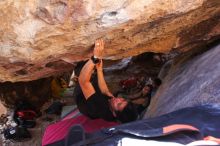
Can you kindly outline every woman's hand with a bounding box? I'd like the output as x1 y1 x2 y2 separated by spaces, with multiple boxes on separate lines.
93 39 104 58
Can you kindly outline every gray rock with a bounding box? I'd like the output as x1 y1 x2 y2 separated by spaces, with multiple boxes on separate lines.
145 43 220 118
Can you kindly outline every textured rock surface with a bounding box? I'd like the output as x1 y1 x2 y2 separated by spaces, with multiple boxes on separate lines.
0 101 7 115
0 77 52 108
145 42 220 118
0 0 219 82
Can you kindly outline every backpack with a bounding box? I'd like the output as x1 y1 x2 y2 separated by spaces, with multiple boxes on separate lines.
13 101 39 128
16 110 37 120
15 117 36 128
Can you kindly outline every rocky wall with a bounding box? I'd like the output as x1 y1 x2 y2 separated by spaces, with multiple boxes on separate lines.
0 0 219 82
145 41 220 118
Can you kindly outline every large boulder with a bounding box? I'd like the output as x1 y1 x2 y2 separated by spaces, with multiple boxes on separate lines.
0 0 219 82
145 42 220 118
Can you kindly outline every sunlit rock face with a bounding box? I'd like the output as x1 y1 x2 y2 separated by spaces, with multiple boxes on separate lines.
0 0 220 82
145 42 220 118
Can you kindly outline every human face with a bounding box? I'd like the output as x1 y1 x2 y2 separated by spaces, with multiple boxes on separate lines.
142 86 150 95
110 97 128 112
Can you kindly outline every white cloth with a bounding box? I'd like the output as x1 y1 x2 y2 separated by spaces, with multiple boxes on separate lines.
118 138 218 146
118 138 184 146
68 70 75 87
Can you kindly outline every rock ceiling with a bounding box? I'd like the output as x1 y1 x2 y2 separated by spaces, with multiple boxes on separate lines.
0 0 219 82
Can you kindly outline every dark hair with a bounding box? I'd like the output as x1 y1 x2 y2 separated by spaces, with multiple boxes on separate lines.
153 78 162 87
115 102 138 123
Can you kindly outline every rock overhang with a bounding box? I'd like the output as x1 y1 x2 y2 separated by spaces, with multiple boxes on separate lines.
0 0 219 82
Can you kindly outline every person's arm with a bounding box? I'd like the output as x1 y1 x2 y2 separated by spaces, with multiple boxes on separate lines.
126 91 142 100
131 98 145 105
79 60 96 100
79 39 103 100
96 60 114 97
